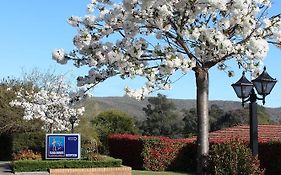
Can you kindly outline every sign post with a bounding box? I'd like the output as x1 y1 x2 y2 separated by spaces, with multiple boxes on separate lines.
46 133 81 159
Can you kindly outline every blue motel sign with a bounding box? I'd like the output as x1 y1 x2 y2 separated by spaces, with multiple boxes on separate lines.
45 133 81 159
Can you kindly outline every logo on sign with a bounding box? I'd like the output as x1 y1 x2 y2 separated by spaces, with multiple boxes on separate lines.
48 136 65 157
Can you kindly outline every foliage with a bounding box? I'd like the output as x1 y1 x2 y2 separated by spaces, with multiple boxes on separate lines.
92 110 137 154
0 79 43 135
142 137 187 171
109 133 281 174
183 104 273 135
0 130 45 161
140 94 184 138
211 108 248 131
108 134 144 170
11 132 45 155
20 68 68 90
132 170 190 175
11 157 122 172
209 140 263 175
182 108 197 137
12 149 42 161
259 142 281 175
76 118 100 158
108 134 196 171
10 77 85 132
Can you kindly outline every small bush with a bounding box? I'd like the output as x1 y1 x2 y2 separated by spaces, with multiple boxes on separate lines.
92 110 137 154
11 156 122 172
209 140 264 175
76 119 100 159
12 149 42 160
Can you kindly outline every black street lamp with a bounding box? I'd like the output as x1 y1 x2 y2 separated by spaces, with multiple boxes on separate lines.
231 67 277 156
69 115 77 133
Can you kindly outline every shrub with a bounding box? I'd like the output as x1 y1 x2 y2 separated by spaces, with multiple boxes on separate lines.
108 134 144 169
92 110 137 154
12 149 42 160
259 142 281 175
142 137 187 171
76 120 100 159
109 134 281 174
209 140 264 175
0 131 45 160
12 131 45 155
11 156 122 172
108 134 196 171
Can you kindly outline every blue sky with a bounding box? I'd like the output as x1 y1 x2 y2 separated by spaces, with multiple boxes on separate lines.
0 0 281 108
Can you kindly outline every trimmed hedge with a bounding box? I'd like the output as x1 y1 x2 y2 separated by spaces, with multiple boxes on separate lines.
108 134 143 169
108 134 281 174
11 156 122 172
108 134 196 171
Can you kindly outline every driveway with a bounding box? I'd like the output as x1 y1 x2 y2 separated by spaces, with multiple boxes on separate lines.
0 162 13 175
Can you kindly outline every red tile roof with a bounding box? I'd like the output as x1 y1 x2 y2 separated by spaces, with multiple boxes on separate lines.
208 124 281 143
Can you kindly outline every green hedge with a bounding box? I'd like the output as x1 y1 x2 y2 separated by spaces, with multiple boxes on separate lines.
11 156 122 172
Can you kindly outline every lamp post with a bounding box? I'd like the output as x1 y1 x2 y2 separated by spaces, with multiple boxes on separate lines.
69 115 77 133
231 67 277 156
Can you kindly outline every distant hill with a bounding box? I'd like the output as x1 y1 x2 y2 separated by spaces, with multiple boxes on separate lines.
82 96 281 123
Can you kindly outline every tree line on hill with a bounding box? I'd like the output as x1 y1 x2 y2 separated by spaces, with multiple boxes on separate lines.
137 94 273 139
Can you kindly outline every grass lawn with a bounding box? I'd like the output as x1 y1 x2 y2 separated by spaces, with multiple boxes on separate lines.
132 170 192 175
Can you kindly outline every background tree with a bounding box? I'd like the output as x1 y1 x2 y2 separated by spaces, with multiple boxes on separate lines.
21 68 67 90
212 105 272 131
92 110 137 154
140 94 184 138
182 108 197 137
0 78 43 135
10 77 84 132
76 118 100 159
53 0 281 173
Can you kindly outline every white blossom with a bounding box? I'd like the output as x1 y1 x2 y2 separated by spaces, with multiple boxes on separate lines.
10 78 84 132
52 49 67 64
67 16 81 27
52 0 281 100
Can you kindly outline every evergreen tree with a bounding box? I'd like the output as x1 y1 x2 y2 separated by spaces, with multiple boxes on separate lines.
140 94 184 138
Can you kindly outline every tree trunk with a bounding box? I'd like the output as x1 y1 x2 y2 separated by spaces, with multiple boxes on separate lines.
195 68 209 175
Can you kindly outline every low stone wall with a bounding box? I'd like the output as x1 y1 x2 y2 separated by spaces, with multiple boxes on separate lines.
49 166 131 175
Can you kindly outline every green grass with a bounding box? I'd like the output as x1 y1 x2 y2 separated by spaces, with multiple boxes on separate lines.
132 170 192 175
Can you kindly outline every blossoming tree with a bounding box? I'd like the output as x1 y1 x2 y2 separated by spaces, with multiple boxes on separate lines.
52 0 281 173
10 78 85 133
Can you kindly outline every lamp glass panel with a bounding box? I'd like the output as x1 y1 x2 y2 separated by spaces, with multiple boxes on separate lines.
232 84 252 98
253 81 276 95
